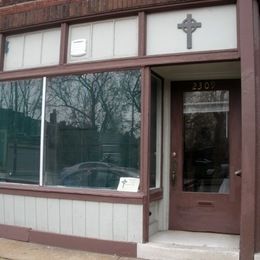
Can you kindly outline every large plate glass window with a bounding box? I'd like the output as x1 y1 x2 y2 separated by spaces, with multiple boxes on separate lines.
0 79 42 184
44 70 141 189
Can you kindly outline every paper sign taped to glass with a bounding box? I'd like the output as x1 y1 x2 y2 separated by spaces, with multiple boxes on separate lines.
117 177 140 192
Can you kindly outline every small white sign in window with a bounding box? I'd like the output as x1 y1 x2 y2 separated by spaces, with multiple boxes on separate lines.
71 39 87 57
117 177 140 192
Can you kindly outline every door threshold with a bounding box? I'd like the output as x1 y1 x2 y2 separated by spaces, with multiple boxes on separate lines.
137 231 240 260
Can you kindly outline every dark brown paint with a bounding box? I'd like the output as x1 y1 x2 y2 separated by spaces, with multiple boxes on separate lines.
29 230 137 257
141 67 151 242
0 50 239 81
0 224 30 241
254 0 260 253
0 184 144 204
0 224 137 257
0 0 235 32
169 80 241 234
59 23 69 65
0 34 4 71
238 0 259 259
138 12 146 57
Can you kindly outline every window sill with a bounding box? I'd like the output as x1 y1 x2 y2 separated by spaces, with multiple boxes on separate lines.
149 188 163 201
0 183 145 204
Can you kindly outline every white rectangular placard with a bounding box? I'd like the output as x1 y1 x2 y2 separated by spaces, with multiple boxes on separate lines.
117 177 140 192
71 39 87 56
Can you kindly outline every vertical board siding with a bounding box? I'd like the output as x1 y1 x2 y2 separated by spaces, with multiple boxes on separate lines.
14 196 25 226
127 205 143 243
99 202 113 240
60 200 73 235
3 194 14 225
0 194 4 223
72 200 86 237
25 196 36 229
113 204 128 241
85 201 100 238
0 194 143 243
36 197 48 231
47 198 60 233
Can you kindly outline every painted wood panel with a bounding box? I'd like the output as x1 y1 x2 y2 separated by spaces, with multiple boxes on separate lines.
85 201 100 238
47 198 60 233
25 196 36 229
72 200 86 237
60 199 73 235
0 194 143 243
0 194 4 223
113 204 128 241
14 196 25 226
3 194 14 225
36 197 48 231
127 204 143 242
99 202 113 240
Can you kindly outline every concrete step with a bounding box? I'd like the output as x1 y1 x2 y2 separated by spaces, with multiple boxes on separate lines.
137 231 240 260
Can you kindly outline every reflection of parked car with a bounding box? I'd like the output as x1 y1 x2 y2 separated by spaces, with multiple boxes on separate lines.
59 162 139 189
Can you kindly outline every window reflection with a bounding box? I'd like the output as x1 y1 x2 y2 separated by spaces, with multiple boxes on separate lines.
45 70 141 189
0 79 42 184
183 90 229 193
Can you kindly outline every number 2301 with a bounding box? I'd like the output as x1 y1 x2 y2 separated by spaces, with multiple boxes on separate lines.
192 81 216 91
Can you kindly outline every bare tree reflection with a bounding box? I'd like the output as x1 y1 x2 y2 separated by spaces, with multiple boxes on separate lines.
45 70 141 185
0 79 42 183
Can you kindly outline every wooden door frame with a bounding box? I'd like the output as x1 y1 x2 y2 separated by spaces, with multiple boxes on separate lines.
169 79 241 233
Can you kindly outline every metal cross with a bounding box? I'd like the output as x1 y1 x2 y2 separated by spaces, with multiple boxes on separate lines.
177 14 202 49
122 179 128 188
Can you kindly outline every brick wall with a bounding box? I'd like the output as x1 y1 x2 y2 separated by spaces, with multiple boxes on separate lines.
0 0 212 31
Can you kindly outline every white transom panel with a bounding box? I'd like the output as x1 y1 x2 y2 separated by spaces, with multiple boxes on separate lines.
68 17 138 63
147 5 237 55
4 28 61 71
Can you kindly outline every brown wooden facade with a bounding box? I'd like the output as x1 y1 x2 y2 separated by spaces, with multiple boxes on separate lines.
0 0 259 259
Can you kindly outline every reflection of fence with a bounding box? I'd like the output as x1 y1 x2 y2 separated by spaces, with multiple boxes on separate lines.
7 143 40 179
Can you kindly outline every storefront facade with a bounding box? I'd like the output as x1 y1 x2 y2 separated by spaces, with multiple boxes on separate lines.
0 0 259 259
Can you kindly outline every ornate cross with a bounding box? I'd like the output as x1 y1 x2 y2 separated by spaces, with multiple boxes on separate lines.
178 14 202 49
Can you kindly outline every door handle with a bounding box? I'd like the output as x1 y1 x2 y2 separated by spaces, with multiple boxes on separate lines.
171 157 177 185
172 170 176 183
234 169 241 176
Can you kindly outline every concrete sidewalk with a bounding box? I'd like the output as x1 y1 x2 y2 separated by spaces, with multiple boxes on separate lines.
0 238 140 260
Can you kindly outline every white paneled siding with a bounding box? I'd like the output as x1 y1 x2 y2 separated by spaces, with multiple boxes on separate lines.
113 204 128 241
25 196 36 229
99 202 113 240
72 200 86 237
0 195 143 243
0 194 4 223
147 5 237 55
4 28 61 71
36 197 48 231
47 199 60 233
68 17 138 63
60 199 73 235
149 201 159 236
14 196 25 226
4 195 14 225
85 201 99 238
